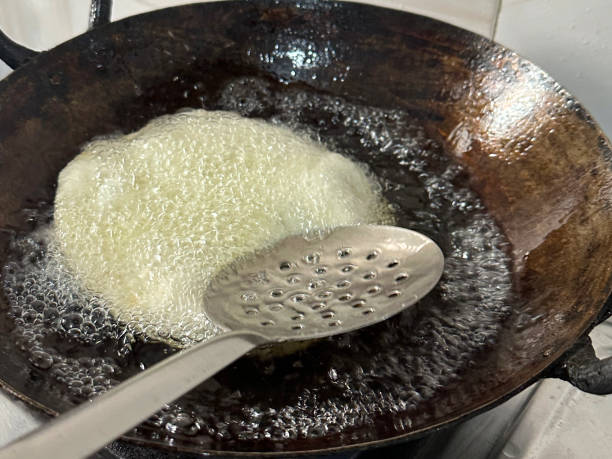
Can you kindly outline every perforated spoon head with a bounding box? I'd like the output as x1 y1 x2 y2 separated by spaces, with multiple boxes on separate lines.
203 225 444 343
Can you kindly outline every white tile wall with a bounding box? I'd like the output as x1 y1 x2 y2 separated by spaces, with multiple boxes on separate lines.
0 0 89 51
344 0 500 37
496 0 612 137
0 61 10 80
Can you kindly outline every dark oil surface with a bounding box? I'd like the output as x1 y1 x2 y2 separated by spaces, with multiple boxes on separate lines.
1 75 513 450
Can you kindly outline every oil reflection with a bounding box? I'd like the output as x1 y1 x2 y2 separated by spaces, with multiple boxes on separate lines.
485 78 544 138
254 34 348 83
481 75 551 163
270 39 335 67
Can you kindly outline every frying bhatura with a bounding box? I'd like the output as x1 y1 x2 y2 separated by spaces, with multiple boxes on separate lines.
52 109 394 346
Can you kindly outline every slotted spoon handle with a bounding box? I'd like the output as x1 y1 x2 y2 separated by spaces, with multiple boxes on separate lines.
0 331 266 459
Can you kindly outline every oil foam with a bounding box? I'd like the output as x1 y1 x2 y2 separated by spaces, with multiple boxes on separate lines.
52 110 393 346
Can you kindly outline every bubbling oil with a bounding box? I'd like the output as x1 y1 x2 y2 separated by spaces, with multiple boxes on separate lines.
1 76 514 447
2 225 124 400
52 110 393 346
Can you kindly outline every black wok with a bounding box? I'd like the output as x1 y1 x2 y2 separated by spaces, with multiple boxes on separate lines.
0 0 610 456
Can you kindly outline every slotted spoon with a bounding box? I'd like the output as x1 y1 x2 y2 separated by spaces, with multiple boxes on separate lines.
0 225 444 459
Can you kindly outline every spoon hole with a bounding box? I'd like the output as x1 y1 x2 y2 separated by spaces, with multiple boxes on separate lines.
304 253 320 264
309 279 326 289
279 261 292 271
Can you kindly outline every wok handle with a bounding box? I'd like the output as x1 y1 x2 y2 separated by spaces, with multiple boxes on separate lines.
0 31 38 69
595 293 612 325
552 295 612 395
89 0 113 29
0 0 112 70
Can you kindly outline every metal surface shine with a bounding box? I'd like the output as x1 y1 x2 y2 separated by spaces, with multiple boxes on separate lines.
205 226 444 340
0 0 610 456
